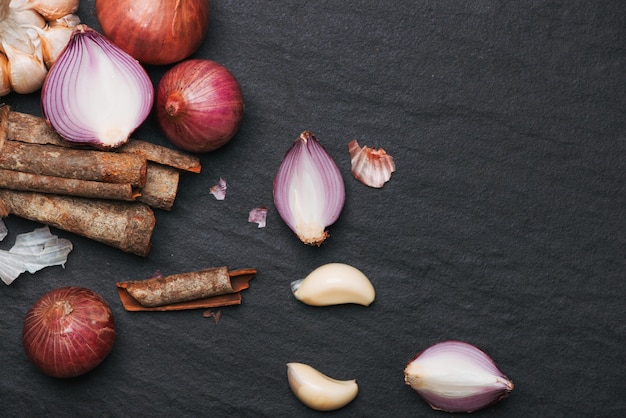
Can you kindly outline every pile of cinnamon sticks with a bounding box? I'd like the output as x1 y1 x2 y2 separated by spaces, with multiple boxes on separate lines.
0 105 201 256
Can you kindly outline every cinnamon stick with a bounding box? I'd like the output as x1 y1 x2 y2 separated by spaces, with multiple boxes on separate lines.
2 105 200 173
0 168 139 201
117 140 201 173
0 141 147 187
136 163 180 210
0 189 155 256
117 267 257 310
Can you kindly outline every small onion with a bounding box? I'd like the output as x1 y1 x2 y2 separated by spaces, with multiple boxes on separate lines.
41 25 153 149
404 341 514 413
23 286 116 378
273 131 345 246
95 0 210 65
155 59 244 153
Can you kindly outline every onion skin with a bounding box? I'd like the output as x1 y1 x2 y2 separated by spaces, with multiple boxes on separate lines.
22 286 116 378
156 59 244 153
95 0 210 65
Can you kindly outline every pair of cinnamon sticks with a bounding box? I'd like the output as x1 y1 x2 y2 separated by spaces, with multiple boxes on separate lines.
0 105 201 256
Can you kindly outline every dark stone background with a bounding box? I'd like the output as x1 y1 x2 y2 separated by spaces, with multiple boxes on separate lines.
1 1 624 416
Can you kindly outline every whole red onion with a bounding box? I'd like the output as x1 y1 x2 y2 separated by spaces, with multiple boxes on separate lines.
155 59 244 153
95 0 211 65
23 286 116 378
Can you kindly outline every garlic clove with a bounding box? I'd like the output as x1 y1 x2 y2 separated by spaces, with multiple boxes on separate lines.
2 40 47 94
348 139 395 188
404 341 514 413
23 0 80 21
273 131 345 246
287 362 358 411
37 14 80 67
0 53 11 96
291 263 375 306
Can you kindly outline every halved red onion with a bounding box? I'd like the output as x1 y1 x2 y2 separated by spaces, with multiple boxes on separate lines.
273 131 345 246
404 340 514 413
41 25 153 149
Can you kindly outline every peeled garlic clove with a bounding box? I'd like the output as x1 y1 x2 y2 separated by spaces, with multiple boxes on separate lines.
274 131 345 246
348 139 395 188
404 341 514 413
287 362 358 411
291 263 375 306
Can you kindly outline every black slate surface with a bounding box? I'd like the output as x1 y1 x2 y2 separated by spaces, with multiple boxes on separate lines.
1 1 625 417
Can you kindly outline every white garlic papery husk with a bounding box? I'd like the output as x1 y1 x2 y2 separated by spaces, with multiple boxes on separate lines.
0 0 80 96
273 131 345 246
0 226 73 285
404 341 514 413
287 362 358 411
348 139 395 188
291 263 376 306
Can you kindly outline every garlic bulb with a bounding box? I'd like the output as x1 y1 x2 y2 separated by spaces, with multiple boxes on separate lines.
273 131 345 246
287 362 358 411
404 341 514 413
0 0 80 96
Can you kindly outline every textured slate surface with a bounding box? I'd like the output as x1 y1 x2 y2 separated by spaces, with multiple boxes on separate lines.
1 1 624 416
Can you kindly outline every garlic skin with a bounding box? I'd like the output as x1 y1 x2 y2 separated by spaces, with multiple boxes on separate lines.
274 131 345 246
0 0 80 96
348 139 395 188
287 362 358 411
291 263 375 306
404 341 514 413
0 226 73 285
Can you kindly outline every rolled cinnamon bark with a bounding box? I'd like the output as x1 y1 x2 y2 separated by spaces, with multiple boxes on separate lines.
0 141 148 187
0 189 155 256
136 163 180 211
0 168 139 201
117 140 201 173
2 105 201 173
117 267 257 310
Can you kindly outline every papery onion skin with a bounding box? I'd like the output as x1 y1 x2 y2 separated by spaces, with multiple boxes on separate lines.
273 131 345 246
156 59 244 153
41 25 153 149
95 0 210 65
404 340 514 413
23 286 116 378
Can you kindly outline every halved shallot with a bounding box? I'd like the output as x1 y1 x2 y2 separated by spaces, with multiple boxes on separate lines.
404 340 514 413
273 131 345 246
41 25 153 149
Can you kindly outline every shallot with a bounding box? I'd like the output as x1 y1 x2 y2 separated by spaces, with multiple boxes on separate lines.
404 340 514 413
41 25 153 149
95 0 210 65
23 286 116 378
273 131 345 246
155 59 244 153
